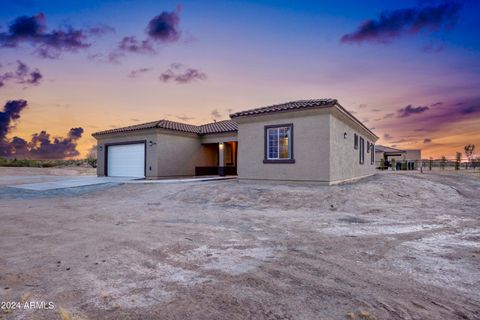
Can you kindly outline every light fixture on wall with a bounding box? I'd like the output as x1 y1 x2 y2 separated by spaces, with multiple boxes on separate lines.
149 141 157 147
99 146 103 151
344 132 348 139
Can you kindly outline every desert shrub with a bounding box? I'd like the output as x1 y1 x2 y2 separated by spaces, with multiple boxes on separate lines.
379 157 385 170
87 157 97 168
429 158 433 171
0 158 85 168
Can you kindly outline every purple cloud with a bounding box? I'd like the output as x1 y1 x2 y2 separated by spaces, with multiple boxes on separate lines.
424 138 432 143
118 36 155 54
1 61 43 88
397 105 430 117
159 63 206 84
147 7 181 42
391 98 480 135
341 2 461 44
0 99 84 159
87 24 115 36
0 13 91 58
128 67 152 78
27 127 84 159
0 100 28 142
116 7 182 58
459 104 480 115
383 133 392 140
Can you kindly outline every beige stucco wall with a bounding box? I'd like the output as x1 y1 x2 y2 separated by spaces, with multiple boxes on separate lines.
387 150 421 162
154 130 204 177
200 132 237 144
236 109 331 182
404 149 421 161
95 128 238 178
329 112 377 183
95 129 159 178
236 107 378 184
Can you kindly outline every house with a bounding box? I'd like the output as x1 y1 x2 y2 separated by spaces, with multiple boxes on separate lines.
92 99 378 184
375 145 421 170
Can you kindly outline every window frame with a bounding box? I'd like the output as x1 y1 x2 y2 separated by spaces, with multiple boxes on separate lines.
263 123 295 163
359 136 365 165
371 144 375 165
354 134 358 150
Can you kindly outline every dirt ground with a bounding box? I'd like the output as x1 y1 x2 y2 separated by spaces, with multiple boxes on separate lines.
0 169 479 320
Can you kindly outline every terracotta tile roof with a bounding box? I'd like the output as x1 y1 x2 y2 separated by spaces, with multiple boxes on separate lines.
199 120 238 135
92 119 237 136
157 119 199 134
229 99 337 118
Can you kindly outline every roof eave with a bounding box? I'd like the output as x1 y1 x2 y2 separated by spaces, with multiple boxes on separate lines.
333 102 379 140
229 103 337 120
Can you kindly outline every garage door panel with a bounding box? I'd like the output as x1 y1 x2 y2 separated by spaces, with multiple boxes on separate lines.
107 143 145 177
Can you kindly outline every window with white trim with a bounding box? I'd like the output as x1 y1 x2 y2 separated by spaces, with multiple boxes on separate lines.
265 125 293 161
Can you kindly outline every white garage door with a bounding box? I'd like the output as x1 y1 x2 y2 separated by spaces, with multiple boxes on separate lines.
107 143 145 178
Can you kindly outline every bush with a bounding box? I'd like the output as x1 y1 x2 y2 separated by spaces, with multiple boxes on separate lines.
379 157 385 170
0 158 85 168
87 157 97 168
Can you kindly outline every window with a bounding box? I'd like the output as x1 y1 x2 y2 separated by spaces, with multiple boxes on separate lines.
367 141 370 153
264 124 294 163
359 137 365 164
354 134 358 149
371 144 375 165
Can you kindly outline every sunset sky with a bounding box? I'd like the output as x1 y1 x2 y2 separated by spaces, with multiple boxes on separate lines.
1 0 479 159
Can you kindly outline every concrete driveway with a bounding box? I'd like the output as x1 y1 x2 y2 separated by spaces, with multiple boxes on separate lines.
9 176 137 191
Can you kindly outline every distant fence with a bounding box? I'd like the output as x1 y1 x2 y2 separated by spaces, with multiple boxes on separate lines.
376 159 480 171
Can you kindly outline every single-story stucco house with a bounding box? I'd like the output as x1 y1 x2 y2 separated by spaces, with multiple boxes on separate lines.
92 99 378 184
375 145 421 170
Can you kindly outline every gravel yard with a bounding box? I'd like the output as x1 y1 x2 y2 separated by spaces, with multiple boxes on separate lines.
0 168 479 319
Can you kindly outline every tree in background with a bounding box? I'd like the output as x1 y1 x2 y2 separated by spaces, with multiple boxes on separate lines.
464 144 475 169
86 145 97 168
455 152 462 170
429 157 433 171
440 156 446 170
